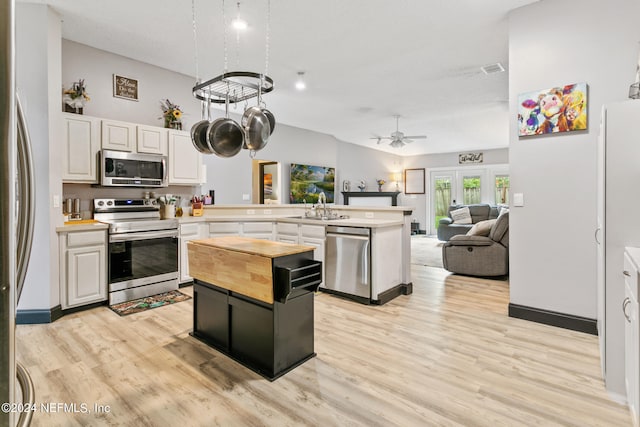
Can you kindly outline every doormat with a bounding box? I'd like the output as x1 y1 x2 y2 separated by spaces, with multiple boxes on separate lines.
109 290 191 316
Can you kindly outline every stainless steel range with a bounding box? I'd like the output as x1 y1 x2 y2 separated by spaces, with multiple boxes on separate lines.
94 198 179 305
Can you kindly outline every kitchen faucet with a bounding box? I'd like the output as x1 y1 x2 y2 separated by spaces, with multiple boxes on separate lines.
318 192 327 219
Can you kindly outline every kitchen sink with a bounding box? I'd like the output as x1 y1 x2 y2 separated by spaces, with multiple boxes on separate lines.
297 215 348 221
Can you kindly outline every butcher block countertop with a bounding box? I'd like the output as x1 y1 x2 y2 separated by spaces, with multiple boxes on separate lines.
188 236 315 258
187 237 316 304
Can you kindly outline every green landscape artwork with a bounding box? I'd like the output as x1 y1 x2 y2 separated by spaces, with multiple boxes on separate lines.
289 163 335 203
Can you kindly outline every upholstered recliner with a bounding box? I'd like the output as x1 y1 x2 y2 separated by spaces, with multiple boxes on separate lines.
437 204 499 241
442 211 509 277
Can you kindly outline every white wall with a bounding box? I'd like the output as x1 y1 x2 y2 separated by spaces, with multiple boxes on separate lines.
508 0 639 324
16 4 62 310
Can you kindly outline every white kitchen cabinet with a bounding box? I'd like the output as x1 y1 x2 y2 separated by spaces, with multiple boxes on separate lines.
276 222 299 244
101 119 136 152
137 125 168 155
179 222 207 283
242 222 274 241
624 248 640 427
62 113 100 183
371 226 402 299
275 223 325 284
168 129 203 185
209 222 242 237
59 229 107 309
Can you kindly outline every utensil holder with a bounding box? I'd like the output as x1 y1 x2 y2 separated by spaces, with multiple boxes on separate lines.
161 204 176 219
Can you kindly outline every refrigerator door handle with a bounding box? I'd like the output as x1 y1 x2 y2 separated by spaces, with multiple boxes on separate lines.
15 95 34 302
15 361 34 427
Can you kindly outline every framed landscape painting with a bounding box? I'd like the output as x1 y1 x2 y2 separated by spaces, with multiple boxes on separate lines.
518 82 587 136
289 163 335 203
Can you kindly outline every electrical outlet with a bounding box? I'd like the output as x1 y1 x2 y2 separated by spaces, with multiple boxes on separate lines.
242 193 250 201
263 209 272 215
365 212 374 219
246 209 256 215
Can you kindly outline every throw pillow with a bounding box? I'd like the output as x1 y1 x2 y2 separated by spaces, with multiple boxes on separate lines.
466 219 497 236
450 207 472 224
499 207 509 218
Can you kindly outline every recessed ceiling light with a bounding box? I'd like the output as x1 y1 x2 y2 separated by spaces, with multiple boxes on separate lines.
231 18 248 30
231 2 248 30
295 72 306 91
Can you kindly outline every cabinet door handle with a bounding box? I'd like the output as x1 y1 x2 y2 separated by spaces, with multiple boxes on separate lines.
623 297 632 322
624 270 631 277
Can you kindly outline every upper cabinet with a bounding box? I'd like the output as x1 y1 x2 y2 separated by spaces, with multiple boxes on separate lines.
137 125 168 155
62 115 201 185
101 119 136 152
62 113 100 183
168 129 203 185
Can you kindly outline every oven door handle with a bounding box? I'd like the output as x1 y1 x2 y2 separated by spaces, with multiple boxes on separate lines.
109 229 178 242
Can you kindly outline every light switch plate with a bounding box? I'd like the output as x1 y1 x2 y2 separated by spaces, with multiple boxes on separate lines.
365 212 374 218
242 193 250 201
513 193 524 207
53 195 60 208
263 209 272 215
246 209 255 215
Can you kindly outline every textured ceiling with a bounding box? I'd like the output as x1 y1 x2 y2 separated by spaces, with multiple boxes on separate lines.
23 0 538 156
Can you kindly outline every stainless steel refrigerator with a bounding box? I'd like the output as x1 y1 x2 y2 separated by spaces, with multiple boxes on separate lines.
1 0 36 425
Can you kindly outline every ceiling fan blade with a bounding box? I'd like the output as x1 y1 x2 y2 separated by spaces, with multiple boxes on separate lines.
403 135 427 139
402 139 413 144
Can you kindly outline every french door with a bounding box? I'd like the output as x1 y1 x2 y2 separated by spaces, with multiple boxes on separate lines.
428 169 486 235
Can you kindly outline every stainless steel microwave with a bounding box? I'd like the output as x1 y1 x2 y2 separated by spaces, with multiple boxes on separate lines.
100 149 168 188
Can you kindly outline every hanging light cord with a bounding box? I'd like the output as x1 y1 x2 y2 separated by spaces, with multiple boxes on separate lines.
223 0 228 73
235 2 241 69
264 0 271 77
191 0 200 83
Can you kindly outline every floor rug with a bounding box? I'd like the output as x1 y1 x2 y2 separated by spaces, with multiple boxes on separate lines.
110 290 191 316
411 235 444 268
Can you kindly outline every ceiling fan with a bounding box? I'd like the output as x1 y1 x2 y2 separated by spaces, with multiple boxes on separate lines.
371 115 427 148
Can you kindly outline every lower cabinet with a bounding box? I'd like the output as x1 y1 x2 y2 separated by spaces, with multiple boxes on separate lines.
59 229 107 309
179 223 206 283
624 249 640 427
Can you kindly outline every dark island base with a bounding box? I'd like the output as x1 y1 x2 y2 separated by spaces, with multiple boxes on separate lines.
191 279 316 381
190 331 316 381
319 282 413 305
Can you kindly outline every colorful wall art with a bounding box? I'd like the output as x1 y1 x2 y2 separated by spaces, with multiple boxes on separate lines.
518 83 587 136
289 163 335 204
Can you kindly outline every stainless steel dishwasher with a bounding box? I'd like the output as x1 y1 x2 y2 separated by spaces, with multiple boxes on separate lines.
323 225 371 302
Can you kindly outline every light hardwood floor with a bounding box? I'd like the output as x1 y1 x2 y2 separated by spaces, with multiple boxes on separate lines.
16 265 631 426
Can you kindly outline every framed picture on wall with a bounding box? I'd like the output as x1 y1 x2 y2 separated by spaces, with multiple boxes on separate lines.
404 168 425 194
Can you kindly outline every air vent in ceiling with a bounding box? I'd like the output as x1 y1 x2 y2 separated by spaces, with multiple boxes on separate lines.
481 63 505 75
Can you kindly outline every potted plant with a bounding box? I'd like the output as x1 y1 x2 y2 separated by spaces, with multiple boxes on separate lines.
62 79 90 114
160 99 183 130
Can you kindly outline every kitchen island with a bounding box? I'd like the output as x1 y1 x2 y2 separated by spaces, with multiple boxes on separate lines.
187 236 322 380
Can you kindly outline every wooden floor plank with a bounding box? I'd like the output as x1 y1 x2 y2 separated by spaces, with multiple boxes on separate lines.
15 249 631 426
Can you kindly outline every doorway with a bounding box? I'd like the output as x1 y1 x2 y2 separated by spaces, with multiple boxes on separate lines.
252 160 280 204
427 165 508 235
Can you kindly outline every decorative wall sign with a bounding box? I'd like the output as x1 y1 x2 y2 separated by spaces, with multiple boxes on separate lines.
518 82 587 136
459 152 483 164
113 74 139 101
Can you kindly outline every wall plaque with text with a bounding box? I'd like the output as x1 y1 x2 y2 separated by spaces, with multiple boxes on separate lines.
113 74 138 101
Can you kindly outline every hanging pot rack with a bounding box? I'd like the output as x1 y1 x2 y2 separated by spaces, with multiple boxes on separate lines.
192 71 274 104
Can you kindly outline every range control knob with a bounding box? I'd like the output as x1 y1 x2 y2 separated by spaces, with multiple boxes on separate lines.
97 201 104 207
107 200 113 206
